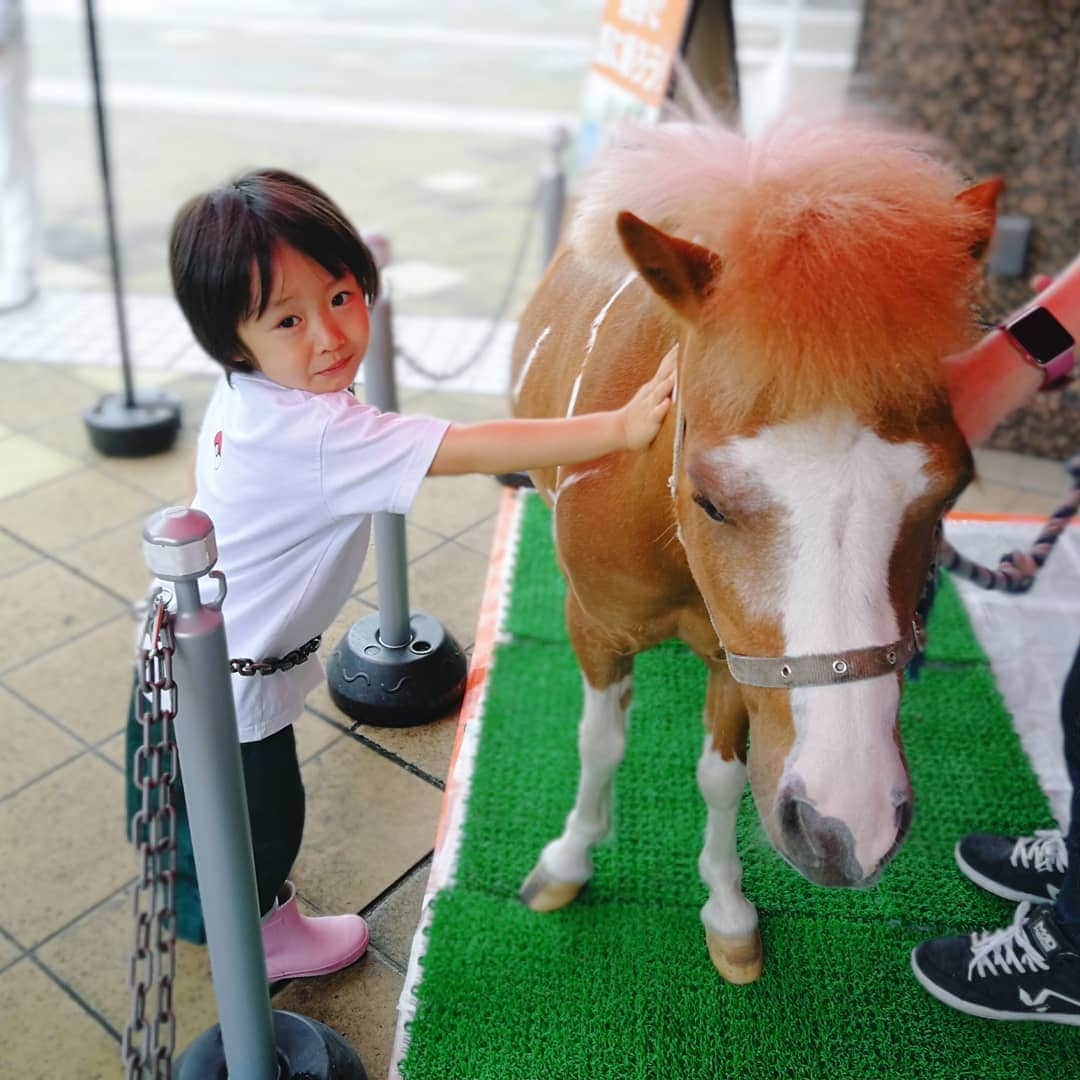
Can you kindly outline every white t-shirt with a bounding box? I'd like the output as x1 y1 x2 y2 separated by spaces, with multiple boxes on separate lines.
187 371 449 742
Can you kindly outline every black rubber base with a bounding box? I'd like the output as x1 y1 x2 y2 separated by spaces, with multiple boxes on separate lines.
496 471 534 489
83 389 182 458
177 1010 367 1079
326 611 467 727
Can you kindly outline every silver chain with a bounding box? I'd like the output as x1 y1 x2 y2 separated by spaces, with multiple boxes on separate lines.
123 592 179 1078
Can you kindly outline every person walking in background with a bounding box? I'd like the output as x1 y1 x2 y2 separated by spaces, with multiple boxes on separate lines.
0 0 34 311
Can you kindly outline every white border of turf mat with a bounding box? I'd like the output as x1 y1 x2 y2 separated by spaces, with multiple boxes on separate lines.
945 516 1079 828
391 488 527 1077
390 506 1078 1076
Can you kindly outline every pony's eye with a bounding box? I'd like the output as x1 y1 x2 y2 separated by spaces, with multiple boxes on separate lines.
692 490 726 523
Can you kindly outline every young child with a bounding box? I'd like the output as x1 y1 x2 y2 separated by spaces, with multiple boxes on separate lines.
126 167 675 981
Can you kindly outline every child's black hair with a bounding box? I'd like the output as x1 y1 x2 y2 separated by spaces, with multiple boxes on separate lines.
169 168 379 379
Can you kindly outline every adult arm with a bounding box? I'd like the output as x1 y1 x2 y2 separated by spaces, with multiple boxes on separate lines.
946 254 1080 447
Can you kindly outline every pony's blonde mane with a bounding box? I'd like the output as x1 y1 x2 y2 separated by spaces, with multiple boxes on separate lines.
569 119 988 421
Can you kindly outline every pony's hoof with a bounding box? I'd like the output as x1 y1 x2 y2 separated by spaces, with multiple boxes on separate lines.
519 864 585 912
706 928 763 985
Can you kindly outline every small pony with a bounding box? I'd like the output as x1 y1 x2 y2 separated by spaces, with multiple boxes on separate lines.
510 117 999 984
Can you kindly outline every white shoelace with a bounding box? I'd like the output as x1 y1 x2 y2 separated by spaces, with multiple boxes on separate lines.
1011 829 1068 875
968 902 1049 980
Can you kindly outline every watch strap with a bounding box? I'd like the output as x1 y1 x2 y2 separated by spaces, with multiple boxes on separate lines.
1037 346 1076 390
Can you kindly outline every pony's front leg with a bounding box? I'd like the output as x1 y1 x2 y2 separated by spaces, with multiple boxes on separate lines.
520 601 632 913
697 668 762 984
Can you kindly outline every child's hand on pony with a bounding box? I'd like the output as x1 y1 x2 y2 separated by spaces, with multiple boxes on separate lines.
620 346 677 451
428 346 677 477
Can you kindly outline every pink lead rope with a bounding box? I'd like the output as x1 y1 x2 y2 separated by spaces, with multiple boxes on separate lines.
939 453 1080 593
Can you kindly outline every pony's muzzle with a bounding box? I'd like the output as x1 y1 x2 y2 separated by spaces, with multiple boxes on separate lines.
778 794 860 886
776 792 912 888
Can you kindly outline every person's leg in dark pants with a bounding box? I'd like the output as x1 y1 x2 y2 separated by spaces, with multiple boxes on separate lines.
242 725 305 916
1053 638 1080 935
911 637 1080 1025
125 678 304 942
127 681 367 978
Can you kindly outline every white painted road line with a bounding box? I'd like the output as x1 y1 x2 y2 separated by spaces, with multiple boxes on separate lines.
28 1 593 54
31 81 577 140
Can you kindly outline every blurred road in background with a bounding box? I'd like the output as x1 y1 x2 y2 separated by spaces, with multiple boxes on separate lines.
28 0 600 321
20 0 861 391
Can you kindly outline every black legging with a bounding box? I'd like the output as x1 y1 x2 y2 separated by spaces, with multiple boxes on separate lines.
125 681 305 943
1054 637 1080 928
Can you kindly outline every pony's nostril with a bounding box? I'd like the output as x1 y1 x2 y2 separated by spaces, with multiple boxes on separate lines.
777 794 862 886
780 796 823 860
894 798 914 841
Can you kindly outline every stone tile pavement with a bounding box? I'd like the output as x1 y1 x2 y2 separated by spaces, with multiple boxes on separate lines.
0 300 509 1077
0 290 1075 1078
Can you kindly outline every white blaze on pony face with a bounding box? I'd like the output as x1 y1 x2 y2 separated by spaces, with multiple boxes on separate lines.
708 410 930 882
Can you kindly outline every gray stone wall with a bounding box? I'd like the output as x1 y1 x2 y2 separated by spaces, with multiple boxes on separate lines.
853 0 1079 459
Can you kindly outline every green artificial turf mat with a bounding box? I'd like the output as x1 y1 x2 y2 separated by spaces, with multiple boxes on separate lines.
402 495 1075 1079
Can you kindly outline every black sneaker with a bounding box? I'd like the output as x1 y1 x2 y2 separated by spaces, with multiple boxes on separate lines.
955 829 1067 904
912 902 1080 1025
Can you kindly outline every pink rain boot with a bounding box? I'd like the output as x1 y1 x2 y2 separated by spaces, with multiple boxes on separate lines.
260 881 369 981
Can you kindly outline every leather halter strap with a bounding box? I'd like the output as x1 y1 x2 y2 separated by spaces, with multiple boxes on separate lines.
720 620 925 690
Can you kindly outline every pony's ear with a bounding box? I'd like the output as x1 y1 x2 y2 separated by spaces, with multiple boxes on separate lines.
955 177 1004 260
616 211 721 319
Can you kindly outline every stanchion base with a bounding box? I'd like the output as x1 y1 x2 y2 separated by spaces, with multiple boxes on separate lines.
326 611 467 727
83 390 182 458
177 1009 367 1079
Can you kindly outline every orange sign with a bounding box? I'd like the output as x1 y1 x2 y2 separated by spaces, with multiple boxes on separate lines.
589 0 691 109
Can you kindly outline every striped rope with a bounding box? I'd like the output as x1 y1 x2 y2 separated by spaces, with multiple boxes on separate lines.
939 452 1080 593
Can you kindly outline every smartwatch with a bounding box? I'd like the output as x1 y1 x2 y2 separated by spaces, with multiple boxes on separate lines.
1000 306 1076 390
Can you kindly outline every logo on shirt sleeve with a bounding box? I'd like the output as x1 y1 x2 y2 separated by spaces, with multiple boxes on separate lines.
213 430 223 470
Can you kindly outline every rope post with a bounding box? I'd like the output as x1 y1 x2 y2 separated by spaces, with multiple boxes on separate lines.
325 235 468 727
80 0 181 458
142 507 367 1079
538 125 569 270
360 234 410 650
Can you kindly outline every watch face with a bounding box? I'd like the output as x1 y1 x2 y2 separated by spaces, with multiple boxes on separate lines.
1007 307 1075 365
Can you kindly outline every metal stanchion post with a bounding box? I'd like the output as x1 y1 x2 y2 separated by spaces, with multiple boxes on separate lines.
142 507 366 1079
325 236 468 727
80 0 181 457
360 236 410 650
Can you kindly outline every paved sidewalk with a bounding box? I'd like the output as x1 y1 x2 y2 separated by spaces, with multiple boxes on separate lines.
0 348 511 1078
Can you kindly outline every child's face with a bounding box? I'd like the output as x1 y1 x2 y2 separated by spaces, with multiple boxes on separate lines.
236 244 370 394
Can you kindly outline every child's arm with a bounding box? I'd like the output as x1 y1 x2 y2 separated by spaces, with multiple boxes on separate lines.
427 349 676 477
